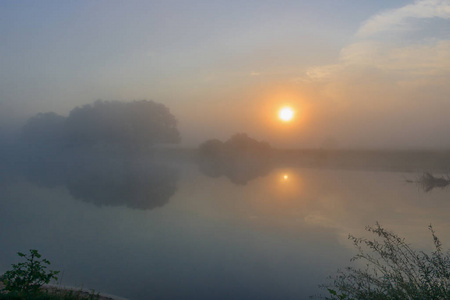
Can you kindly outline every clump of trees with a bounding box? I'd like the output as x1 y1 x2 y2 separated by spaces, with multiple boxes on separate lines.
320 223 450 300
65 100 179 147
20 112 66 145
20 100 180 150
197 133 272 184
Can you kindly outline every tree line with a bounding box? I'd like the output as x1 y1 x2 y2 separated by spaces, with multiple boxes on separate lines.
21 100 180 150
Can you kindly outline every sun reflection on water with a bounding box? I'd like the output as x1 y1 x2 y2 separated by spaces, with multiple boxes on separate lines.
241 169 306 230
273 170 303 201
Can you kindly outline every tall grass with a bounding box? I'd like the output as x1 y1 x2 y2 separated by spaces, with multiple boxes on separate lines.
320 223 450 299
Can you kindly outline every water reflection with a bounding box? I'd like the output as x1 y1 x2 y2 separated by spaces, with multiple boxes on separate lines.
66 161 178 210
198 157 272 185
179 166 450 249
406 172 450 192
2 159 450 299
273 171 303 200
197 134 273 185
23 160 69 188
22 156 179 210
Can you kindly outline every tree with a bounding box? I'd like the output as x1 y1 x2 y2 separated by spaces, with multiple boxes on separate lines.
198 139 224 159
65 100 180 148
222 133 271 157
20 112 66 145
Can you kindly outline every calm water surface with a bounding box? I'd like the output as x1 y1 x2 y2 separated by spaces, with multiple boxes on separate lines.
1 158 449 300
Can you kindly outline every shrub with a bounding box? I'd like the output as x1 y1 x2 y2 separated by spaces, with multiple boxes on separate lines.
320 223 450 299
2 250 59 295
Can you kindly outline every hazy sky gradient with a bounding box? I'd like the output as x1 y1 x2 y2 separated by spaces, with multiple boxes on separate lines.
1 0 449 149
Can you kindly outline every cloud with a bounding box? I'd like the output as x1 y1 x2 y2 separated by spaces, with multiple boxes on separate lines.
305 64 342 81
303 0 450 82
303 40 450 85
294 0 450 148
340 40 450 77
357 0 450 38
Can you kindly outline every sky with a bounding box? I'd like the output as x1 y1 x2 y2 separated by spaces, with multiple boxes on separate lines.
1 0 450 149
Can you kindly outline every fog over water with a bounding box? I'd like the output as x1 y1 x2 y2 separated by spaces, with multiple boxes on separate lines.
2 138 450 299
1 1 450 299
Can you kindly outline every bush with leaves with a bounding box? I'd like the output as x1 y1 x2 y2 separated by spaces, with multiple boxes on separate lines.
320 223 450 300
1 249 60 295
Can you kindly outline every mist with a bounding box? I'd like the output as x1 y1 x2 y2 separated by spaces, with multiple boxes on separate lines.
1 1 450 300
1 0 449 150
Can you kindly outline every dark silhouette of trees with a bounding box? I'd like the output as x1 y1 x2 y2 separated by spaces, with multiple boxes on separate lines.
197 133 273 185
19 100 180 151
65 100 180 148
20 112 66 145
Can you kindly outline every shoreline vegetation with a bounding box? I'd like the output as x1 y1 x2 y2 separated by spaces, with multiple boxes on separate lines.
271 149 450 173
153 147 450 173
6 144 450 172
4 141 450 191
0 250 128 300
319 223 450 300
89 146 450 174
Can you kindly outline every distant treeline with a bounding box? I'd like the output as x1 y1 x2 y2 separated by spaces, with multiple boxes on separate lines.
272 149 450 173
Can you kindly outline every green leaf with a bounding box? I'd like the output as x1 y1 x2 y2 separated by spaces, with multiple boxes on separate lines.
328 288 337 295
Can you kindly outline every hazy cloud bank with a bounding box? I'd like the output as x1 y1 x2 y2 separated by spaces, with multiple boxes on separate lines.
298 0 450 149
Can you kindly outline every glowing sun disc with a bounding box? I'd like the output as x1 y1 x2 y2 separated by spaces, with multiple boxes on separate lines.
279 107 294 121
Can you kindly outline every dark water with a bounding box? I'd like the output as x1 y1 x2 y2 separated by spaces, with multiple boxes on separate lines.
1 156 449 300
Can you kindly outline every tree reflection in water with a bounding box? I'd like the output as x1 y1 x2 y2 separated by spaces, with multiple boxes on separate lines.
23 157 178 210
197 134 273 185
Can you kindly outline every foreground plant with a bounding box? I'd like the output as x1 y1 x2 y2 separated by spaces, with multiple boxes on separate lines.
1 250 102 300
0 289 100 300
1 249 59 295
320 223 450 300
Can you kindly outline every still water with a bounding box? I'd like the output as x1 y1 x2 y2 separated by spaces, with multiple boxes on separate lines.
1 156 449 300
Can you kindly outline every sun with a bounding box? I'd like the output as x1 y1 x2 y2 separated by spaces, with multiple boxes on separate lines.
279 107 294 122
